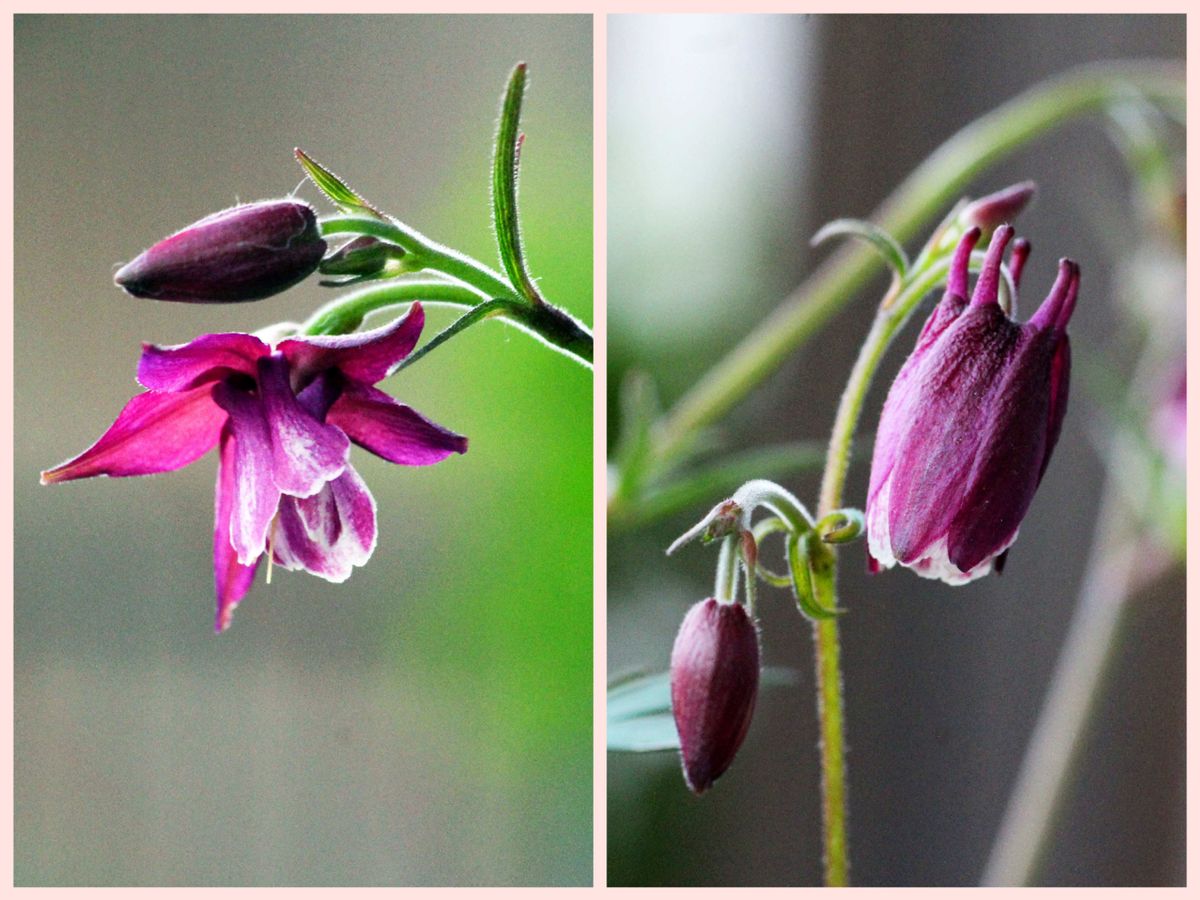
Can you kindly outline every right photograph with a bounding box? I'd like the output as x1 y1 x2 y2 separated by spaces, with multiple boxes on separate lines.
607 14 1185 888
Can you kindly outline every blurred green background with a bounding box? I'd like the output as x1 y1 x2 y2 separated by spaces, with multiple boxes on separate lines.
15 15 592 886
608 14 1184 887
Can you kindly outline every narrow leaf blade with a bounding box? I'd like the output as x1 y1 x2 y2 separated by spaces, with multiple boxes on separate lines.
492 62 542 305
294 148 384 219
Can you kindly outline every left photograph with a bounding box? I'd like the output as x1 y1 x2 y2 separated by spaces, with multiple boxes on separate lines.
16 15 592 886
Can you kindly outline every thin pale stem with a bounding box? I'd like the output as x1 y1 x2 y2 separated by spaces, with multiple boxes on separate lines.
802 223 959 888
981 467 1142 885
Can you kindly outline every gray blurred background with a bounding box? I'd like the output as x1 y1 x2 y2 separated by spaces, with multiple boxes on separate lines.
608 14 1185 886
16 15 592 886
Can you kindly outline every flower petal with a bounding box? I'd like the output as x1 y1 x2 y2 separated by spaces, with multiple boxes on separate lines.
137 332 269 391
41 385 224 484
1039 335 1071 483
211 382 282 564
886 305 1022 564
272 464 377 582
945 331 1056 573
256 355 350 497
278 302 424 385
213 427 260 632
328 381 468 465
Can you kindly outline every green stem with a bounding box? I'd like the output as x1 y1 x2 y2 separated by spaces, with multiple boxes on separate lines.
802 217 961 889
314 217 593 366
810 542 848 887
303 279 485 335
650 62 1183 471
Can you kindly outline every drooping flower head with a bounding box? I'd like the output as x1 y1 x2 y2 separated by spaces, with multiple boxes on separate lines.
114 199 327 303
42 303 467 630
670 597 760 794
866 225 1078 584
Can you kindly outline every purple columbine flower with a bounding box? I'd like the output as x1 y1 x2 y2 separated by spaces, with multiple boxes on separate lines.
671 597 760 794
866 225 1079 584
42 302 467 631
114 199 327 303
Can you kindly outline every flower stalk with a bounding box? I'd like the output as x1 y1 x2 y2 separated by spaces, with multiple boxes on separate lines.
315 214 593 365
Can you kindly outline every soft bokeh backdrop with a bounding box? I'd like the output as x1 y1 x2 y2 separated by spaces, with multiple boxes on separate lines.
608 14 1185 887
16 15 592 886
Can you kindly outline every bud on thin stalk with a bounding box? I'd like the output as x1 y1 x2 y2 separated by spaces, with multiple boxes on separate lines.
670 598 761 795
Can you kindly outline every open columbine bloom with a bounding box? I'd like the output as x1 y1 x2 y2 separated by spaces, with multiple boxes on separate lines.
866 225 1078 584
42 302 467 630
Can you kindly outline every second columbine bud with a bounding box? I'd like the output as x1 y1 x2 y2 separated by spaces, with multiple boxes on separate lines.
671 597 760 794
115 199 327 302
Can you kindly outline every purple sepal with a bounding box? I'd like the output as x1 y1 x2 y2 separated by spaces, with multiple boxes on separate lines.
279 302 424 385
670 598 760 795
40 385 224 484
329 382 469 465
214 428 260 632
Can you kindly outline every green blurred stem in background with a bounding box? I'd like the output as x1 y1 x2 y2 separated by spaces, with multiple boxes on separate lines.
637 62 1183 490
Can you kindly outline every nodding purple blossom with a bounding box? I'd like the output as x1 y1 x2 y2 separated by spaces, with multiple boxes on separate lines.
866 225 1079 584
671 597 760 794
114 199 327 303
41 303 467 631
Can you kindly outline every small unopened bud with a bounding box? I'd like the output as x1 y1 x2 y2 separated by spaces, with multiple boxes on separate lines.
319 235 404 278
670 598 760 794
960 181 1037 235
115 199 327 302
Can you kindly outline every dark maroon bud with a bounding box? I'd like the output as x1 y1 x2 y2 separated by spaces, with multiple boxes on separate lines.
114 199 327 303
670 598 760 794
866 225 1080 584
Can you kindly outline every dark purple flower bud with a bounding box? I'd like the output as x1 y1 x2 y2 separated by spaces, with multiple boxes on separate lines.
670 597 760 794
115 199 327 303
960 181 1037 234
866 224 1079 584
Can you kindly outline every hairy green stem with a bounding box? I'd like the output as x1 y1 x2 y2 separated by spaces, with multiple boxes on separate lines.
810 543 848 886
318 216 593 365
650 63 1182 471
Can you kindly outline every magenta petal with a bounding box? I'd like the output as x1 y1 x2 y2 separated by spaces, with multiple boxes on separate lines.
256 355 350 497
272 464 377 582
886 306 1022 563
137 332 269 391
213 428 261 632
1039 336 1071 483
946 331 1056 572
41 385 224 484
278 302 424 385
211 383 282 564
328 382 468 465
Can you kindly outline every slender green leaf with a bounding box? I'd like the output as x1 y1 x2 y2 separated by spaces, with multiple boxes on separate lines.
294 148 384 219
492 62 542 305
811 218 909 277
